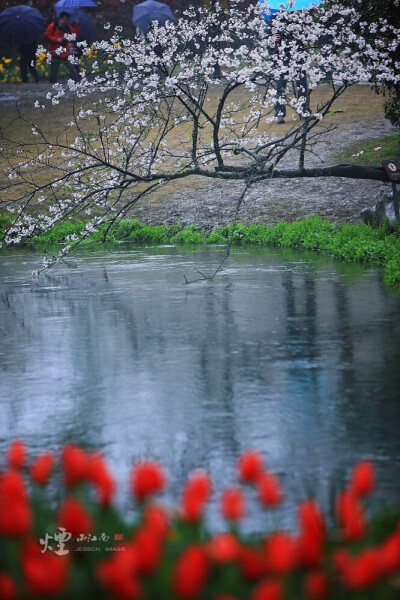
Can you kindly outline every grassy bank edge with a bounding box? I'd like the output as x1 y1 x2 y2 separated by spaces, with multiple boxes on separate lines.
1 214 400 289
333 132 400 166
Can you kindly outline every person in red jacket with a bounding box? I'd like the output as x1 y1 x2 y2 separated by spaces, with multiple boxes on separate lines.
45 12 80 83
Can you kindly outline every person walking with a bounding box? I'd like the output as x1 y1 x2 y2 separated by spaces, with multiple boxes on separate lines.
44 11 80 83
271 31 309 124
19 41 40 83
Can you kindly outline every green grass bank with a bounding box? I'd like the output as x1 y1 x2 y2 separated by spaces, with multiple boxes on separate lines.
334 133 400 165
1 214 400 290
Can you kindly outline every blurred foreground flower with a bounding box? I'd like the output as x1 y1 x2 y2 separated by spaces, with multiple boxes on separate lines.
131 460 166 502
0 442 399 599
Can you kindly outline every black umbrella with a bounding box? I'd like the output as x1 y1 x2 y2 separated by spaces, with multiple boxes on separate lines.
133 0 175 36
0 5 45 46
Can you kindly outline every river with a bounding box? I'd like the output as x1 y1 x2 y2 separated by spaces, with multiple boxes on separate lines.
0 244 399 529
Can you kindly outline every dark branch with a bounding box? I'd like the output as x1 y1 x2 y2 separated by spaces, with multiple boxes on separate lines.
257 164 390 183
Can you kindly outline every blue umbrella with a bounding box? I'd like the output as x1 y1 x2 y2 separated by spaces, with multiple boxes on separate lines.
55 7 97 43
0 5 45 45
55 0 97 8
133 0 175 36
259 0 322 21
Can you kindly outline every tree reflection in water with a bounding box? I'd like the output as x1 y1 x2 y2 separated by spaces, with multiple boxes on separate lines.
0 246 399 528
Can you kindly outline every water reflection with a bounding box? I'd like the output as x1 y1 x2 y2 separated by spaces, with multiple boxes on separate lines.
0 246 399 528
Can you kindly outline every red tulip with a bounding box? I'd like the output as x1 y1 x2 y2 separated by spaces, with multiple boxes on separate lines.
143 503 170 541
303 570 330 599
220 487 246 521
257 472 283 507
297 500 325 568
208 533 241 564
349 460 375 497
22 540 69 597
0 572 18 600
337 548 381 590
62 444 89 487
237 450 264 483
131 461 166 502
134 526 162 575
265 532 298 575
97 550 141 600
0 470 27 501
7 439 26 470
239 546 266 581
172 544 209 599
181 470 212 522
87 453 116 506
250 579 283 600
378 529 400 577
30 452 55 486
0 471 31 537
336 489 367 542
58 498 93 536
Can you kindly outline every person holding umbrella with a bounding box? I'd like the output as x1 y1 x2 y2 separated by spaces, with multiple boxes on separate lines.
133 0 175 38
0 4 44 82
270 28 310 124
132 1 175 80
19 41 40 83
54 7 97 83
259 0 321 123
44 11 80 83
55 7 97 46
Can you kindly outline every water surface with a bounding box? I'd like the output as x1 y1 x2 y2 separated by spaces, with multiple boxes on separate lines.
1 245 399 528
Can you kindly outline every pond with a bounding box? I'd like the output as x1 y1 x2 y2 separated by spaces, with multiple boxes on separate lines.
0 245 399 529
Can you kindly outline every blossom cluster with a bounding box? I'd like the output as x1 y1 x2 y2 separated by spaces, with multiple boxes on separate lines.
0 440 399 599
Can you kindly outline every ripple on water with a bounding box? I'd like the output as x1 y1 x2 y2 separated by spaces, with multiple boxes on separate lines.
0 245 399 527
